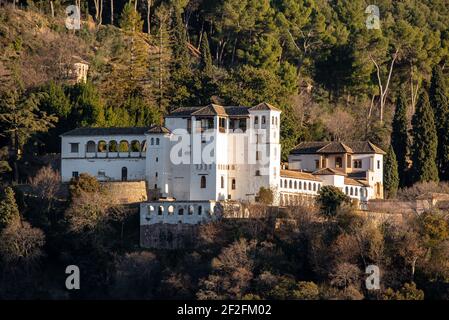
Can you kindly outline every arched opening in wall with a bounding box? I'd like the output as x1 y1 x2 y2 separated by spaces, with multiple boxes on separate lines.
108 140 118 152
119 140 129 152
178 208 184 215
86 140 96 153
201 176 207 188
121 167 128 181
98 140 107 153
158 206 164 215
131 140 141 152
168 205 174 215
336 157 343 168
141 140 147 152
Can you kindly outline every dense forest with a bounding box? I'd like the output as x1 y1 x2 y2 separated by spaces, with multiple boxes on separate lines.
1 0 449 299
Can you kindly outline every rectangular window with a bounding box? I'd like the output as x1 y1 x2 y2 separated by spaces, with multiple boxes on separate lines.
72 171 79 178
315 160 320 169
256 151 261 161
70 143 79 153
98 170 105 177
377 160 381 169
232 179 236 190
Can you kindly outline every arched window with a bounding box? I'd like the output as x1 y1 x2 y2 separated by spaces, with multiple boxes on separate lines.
198 206 202 215
130 140 141 152
289 180 292 189
121 167 128 181
221 176 224 188
345 187 349 194
284 179 287 188
299 181 302 189
272 116 274 125
156 138 160 145
98 140 107 152
280 180 283 188
355 188 358 196
108 140 118 152
189 206 194 215
86 140 96 153
308 182 312 190
275 117 278 126
254 116 259 126
168 205 174 215
313 183 316 191
304 182 307 190
262 116 266 124
201 176 206 188
178 208 184 215
158 206 164 215
119 140 129 152
360 188 364 197
294 181 297 189
150 138 154 145
336 157 343 168
232 179 236 190
350 187 354 196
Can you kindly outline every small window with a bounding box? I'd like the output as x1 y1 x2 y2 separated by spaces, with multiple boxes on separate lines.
201 176 206 188
294 181 297 189
98 170 105 177
178 208 184 215
156 157 159 162
156 138 160 145
232 179 236 190
298 181 302 190
70 143 79 153
315 160 320 169
72 171 79 178
86 141 96 153
354 160 362 169
313 183 316 191
255 170 261 176
289 180 292 189
221 176 224 188
377 160 381 169
272 116 274 125
254 116 259 126
155 172 158 177
151 138 154 145
198 206 202 215
158 206 163 215
262 116 266 124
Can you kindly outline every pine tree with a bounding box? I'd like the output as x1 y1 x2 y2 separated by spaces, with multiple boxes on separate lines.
411 91 439 183
0 187 20 229
391 91 409 186
429 65 449 180
384 145 399 198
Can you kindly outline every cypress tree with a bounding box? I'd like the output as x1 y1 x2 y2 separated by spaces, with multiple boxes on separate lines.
384 145 399 199
0 187 20 229
411 91 439 183
391 91 409 186
429 65 449 180
200 32 213 76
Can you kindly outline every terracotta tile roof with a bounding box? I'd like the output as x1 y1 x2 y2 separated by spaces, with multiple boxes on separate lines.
291 141 385 155
250 102 281 112
191 104 228 116
313 168 347 176
344 178 368 187
280 169 322 181
61 127 150 137
146 125 171 134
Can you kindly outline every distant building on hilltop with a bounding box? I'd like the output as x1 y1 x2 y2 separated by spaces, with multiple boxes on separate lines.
61 55 89 84
60 103 385 232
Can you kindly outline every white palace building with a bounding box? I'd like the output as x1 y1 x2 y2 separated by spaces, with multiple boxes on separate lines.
60 102 385 225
